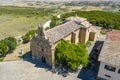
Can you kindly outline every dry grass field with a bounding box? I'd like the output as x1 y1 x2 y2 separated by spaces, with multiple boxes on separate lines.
68 6 83 10
0 14 50 40
0 6 69 40
68 6 103 11
85 6 103 11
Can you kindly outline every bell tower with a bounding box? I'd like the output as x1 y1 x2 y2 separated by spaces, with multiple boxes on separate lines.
38 24 47 39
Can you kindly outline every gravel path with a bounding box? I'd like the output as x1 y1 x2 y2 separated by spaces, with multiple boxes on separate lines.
4 42 30 61
0 61 79 80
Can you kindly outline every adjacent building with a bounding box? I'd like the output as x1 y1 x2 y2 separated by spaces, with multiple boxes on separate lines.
97 30 120 80
30 16 101 68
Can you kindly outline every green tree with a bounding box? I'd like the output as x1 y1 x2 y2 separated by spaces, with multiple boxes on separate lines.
55 40 89 70
2 37 17 52
0 42 8 54
51 11 120 30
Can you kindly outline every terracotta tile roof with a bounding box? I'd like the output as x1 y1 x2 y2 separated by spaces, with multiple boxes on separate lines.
99 30 120 67
106 30 120 41
46 21 82 44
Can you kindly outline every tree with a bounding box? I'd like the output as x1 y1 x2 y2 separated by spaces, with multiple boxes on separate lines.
1 37 17 52
55 40 89 70
51 11 120 30
0 42 8 55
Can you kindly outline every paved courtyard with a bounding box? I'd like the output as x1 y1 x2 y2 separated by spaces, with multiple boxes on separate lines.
0 61 79 80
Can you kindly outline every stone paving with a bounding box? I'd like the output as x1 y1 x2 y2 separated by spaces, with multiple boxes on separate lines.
0 61 79 80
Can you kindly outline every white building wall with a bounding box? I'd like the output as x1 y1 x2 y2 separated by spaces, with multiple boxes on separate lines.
98 62 120 80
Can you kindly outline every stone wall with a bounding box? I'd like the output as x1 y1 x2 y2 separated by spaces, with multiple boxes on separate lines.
85 27 90 43
31 24 101 68
74 29 80 44
89 32 95 41
79 28 86 43
31 36 54 66
64 34 72 42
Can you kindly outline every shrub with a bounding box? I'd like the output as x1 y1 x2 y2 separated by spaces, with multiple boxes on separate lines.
2 37 17 51
0 42 8 54
86 41 92 47
22 35 30 43
25 29 37 37
22 29 37 43
0 58 3 62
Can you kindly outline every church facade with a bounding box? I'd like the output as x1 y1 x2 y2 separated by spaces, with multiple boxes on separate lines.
30 16 101 67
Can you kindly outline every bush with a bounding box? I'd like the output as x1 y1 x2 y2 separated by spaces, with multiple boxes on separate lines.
0 42 8 54
25 29 37 37
0 58 3 62
22 29 37 43
86 41 92 47
0 37 17 57
2 37 17 52
22 35 30 43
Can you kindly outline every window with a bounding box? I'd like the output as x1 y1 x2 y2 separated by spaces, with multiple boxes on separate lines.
42 48 44 52
118 69 120 73
105 74 111 78
104 65 116 72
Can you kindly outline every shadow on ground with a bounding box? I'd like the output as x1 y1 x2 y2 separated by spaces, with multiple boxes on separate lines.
77 41 104 80
19 51 78 77
19 51 51 70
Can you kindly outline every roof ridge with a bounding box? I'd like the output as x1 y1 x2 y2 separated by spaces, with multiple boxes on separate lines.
46 21 75 33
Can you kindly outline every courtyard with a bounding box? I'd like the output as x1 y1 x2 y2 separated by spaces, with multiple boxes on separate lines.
0 60 79 80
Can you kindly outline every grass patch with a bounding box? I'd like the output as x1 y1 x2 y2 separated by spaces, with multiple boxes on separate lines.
0 58 4 62
86 41 92 47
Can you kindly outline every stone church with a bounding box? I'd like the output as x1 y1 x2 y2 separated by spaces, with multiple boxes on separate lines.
30 16 101 68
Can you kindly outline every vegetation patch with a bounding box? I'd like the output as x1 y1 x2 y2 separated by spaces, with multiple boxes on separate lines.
0 58 3 62
50 11 120 30
86 41 92 47
22 29 38 43
0 6 54 39
55 40 89 70
0 37 17 57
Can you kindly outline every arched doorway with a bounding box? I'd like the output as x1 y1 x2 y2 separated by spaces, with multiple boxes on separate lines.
41 56 46 63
